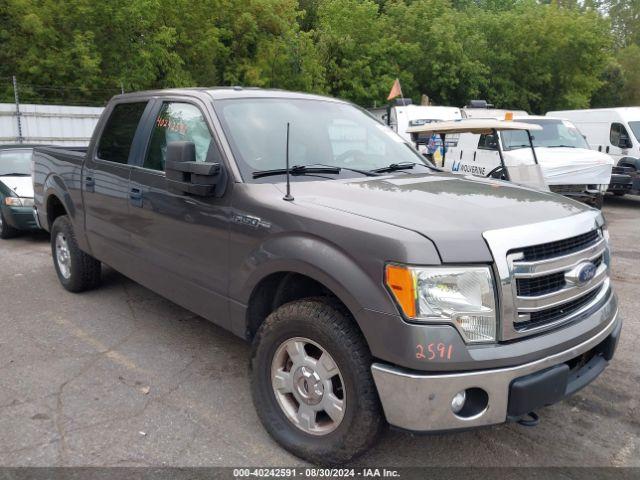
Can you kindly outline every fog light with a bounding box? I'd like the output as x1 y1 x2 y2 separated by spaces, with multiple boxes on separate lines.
451 390 466 414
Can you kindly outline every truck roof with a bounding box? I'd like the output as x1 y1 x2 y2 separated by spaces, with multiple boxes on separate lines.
548 107 640 122
110 87 345 104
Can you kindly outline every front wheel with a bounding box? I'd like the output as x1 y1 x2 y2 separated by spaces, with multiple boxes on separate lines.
250 298 384 464
51 215 102 292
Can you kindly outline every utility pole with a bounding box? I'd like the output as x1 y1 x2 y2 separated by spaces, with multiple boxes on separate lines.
12 75 23 144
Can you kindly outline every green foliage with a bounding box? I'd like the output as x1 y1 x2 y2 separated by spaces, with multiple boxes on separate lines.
618 44 640 105
0 0 638 110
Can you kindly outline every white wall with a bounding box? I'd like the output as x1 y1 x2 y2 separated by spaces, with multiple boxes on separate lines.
0 103 104 146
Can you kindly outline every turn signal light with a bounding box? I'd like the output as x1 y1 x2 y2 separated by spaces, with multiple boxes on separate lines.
385 264 416 318
504 112 514 121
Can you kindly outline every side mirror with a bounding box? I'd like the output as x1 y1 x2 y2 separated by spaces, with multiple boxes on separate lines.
165 141 222 196
618 134 632 149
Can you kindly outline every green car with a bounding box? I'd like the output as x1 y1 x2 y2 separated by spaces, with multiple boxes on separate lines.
0 145 40 239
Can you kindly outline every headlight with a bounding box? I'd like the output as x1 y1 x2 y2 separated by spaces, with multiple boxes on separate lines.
385 264 497 344
4 197 34 207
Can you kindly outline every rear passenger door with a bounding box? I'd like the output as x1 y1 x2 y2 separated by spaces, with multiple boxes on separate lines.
126 99 232 327
83 101 150 270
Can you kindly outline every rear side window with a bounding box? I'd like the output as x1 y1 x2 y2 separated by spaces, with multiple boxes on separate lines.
97 102 148 164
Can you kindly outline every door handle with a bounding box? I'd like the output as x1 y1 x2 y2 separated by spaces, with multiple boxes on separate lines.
129 187 143 208
606 146 610 153
598 145 602 152
85 176 95 192
473 151 477 162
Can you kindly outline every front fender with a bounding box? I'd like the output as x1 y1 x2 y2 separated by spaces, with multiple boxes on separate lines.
233 232 395 318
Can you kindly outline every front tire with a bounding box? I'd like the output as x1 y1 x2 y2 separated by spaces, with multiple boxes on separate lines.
0 210 19 239
51 215 101 292
250 298 384 465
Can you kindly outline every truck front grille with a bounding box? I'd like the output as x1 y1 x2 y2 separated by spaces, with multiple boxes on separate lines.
516 254 603 297
549 184 587 195
515 288 601 331
520 230 599 261
507 229 608 336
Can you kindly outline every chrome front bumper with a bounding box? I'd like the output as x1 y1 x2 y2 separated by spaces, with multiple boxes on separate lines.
371 310 620 432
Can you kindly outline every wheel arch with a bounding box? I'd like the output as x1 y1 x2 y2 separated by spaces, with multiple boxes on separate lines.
237 234 397 343
618 157 640 170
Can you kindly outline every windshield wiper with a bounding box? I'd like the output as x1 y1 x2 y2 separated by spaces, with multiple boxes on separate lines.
253 163 380 179
546 145 576 148
0 172 30 176
253 165 341 179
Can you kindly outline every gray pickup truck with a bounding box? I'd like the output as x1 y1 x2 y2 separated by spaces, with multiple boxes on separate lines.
33 88 621 464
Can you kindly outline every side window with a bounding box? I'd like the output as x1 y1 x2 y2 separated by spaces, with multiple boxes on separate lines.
610 123 629 147
97 102 148 164
478 133 498 150
144 102 215 171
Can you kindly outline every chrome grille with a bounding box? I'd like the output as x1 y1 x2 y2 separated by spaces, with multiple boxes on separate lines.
549 184 587 195
516 288 601 331
516 254 603 297
519 230 600 261
509 230 608 334
482 211 609 341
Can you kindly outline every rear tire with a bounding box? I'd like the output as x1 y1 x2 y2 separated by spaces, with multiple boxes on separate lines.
250 298 384 465
51 215 101 292
0 210 19 239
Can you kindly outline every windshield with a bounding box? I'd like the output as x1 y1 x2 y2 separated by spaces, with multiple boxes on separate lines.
501 119 590 150
629 121 640 143
213 98 428 181
0 149 32 176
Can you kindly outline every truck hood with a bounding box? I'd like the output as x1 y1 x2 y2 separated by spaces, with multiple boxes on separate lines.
0 175 34 198
290 173 590 263
505 147 613 186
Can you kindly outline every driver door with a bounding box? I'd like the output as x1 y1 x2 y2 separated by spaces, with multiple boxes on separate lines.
125 99 232 328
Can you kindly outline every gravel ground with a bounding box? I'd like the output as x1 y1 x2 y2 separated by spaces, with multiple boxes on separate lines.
0 195 638 467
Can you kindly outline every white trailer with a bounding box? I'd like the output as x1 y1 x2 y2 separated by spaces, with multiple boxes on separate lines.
0 103 103 146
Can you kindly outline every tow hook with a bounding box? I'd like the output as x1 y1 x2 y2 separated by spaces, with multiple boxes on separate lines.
517 411 540 427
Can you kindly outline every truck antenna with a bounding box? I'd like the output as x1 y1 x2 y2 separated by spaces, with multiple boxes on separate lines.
283 122 294 202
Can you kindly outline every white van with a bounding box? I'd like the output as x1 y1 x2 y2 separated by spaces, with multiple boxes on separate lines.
369 100 461 143
445 116 613 207
548 108 640 191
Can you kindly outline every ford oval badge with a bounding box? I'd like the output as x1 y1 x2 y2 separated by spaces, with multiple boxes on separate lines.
577 262 597 285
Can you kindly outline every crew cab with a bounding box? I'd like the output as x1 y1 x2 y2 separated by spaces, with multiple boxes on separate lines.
33 88 622 464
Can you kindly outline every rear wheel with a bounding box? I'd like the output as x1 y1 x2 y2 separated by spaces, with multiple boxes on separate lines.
0 210 19 239
250 298 384 465
51 215 101 292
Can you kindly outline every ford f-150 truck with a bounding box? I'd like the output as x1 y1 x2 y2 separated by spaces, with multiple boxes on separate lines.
33 88 622 464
